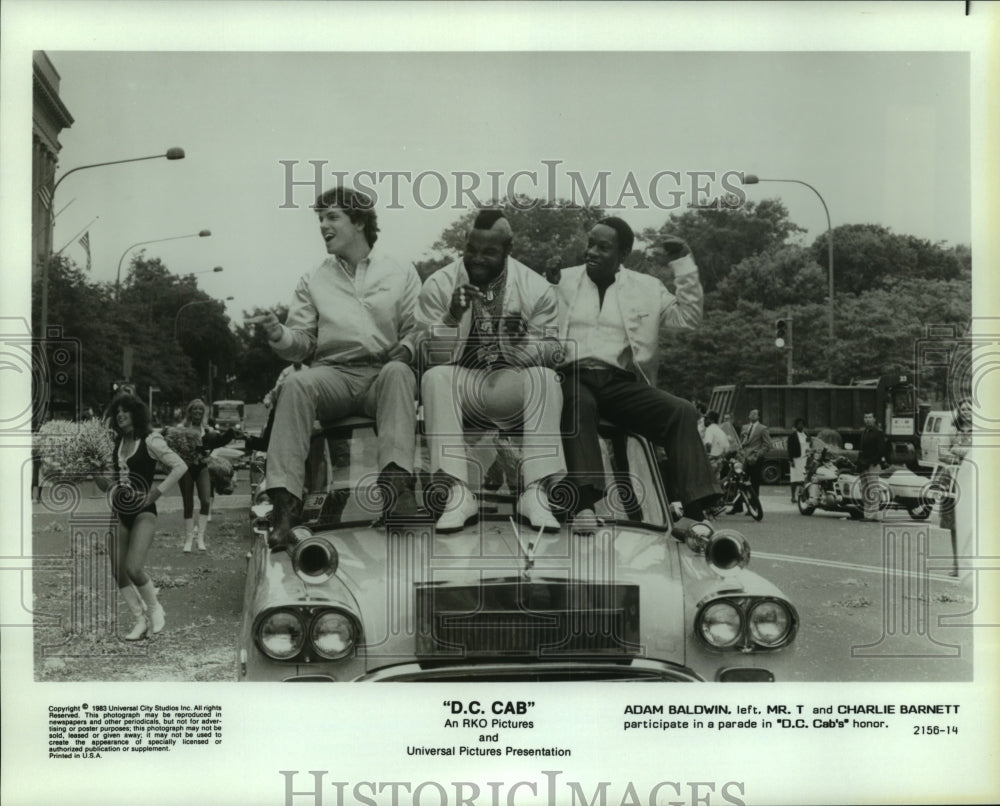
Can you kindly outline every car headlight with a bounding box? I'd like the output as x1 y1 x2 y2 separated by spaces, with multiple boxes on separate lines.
311 611 356 660
698 601 743 648
748 600 795 647
257 610 306 660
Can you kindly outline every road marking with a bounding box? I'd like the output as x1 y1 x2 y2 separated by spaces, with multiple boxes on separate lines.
754 550 957 581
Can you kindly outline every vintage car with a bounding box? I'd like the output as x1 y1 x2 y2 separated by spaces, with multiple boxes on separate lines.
236 418 798 682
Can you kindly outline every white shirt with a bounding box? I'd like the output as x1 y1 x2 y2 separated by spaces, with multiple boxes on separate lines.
564 275 632 372
704 423 730 458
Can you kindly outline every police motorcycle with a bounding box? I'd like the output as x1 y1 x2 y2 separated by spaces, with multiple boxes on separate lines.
707 453 764 521
795 440 935 520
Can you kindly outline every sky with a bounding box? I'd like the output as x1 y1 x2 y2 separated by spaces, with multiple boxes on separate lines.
39 48 971 320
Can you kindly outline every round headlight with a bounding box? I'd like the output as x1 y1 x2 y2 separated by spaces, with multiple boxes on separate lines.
748 600 793 647
732 461 743 474
311 611 356 660
699 601 743 648
258 610 305 660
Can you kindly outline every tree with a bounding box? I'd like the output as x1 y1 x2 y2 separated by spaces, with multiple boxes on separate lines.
811 224 967 296
414 196 605 281
710 244 827 311
32 254 121 418
117 255 238 405
640 198 805 293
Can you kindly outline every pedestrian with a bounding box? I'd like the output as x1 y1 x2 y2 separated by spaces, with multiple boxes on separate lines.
787 417 811 503
734 409 771 511
695 401 707 442
96 394 187 640
720 412 741 457
555 219 720 526
857 411 890 521
702 410 730 477
173 399 236 552
415 209 565 532
939 397 973 576
246 185 422 550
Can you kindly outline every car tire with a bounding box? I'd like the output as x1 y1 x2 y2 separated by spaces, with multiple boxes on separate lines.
761 462 782 486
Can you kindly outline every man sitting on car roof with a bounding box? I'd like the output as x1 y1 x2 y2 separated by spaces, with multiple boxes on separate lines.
415 209 566 533
246 186 422 551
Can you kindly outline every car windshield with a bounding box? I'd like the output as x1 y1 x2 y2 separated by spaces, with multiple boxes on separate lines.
300 422 669 528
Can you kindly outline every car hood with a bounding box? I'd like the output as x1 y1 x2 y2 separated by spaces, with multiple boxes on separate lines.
249 519 784 672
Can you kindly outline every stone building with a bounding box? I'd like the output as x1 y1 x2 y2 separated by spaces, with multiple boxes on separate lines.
32 51 74 271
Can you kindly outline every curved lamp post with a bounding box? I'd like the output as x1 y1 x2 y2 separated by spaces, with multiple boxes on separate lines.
191 266 224 276
174 296 234 341
116 229 212 300
742 173 834 382
41 147 186 338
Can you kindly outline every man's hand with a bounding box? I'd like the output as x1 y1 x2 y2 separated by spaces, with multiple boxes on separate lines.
386 343 413 364
245 311 282 341
658 235 691 263
448 284 482 323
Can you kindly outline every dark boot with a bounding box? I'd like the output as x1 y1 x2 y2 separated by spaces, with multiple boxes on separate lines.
267 487 302 552
684 493 721 522
379 464 424 522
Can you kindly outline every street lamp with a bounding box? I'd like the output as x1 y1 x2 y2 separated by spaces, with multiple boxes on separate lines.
190 266 224 276
51 147 185 197
40 147 186 338
742 173 834 382
116 229 212 300
173 296 235 341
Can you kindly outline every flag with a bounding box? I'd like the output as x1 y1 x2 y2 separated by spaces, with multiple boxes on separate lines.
37 185 53 211
78 231 91 272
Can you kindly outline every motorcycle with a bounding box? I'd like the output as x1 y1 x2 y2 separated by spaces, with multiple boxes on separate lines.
707 454 764 521
796 448 936 520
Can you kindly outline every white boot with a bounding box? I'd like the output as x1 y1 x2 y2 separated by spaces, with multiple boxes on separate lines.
183 518 194 553
136 580 165 634
196 514 208 551
517 482 560 532
119 586 148 641
435 482 478 533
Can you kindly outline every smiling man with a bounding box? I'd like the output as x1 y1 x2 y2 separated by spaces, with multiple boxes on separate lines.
556 217 720 525
247 186 422 550
415 209 565 532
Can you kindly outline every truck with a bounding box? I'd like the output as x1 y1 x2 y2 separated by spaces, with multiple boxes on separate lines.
707 374 920 485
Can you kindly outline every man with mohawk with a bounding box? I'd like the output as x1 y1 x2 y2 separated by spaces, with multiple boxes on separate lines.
416 209 566 532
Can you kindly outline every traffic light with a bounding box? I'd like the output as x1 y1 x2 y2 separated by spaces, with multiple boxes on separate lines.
110 380 136 397
774 318 791 348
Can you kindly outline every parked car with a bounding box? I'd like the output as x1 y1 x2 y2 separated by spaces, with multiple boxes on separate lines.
237 419 799 682
212 399 246 433
918 409 958 470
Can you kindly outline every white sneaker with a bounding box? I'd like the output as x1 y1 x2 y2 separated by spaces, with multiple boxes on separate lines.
435 483 478 533
518 483 560 532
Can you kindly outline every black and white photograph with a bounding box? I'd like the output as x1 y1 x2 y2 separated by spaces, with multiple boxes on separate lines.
2 2 999 805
